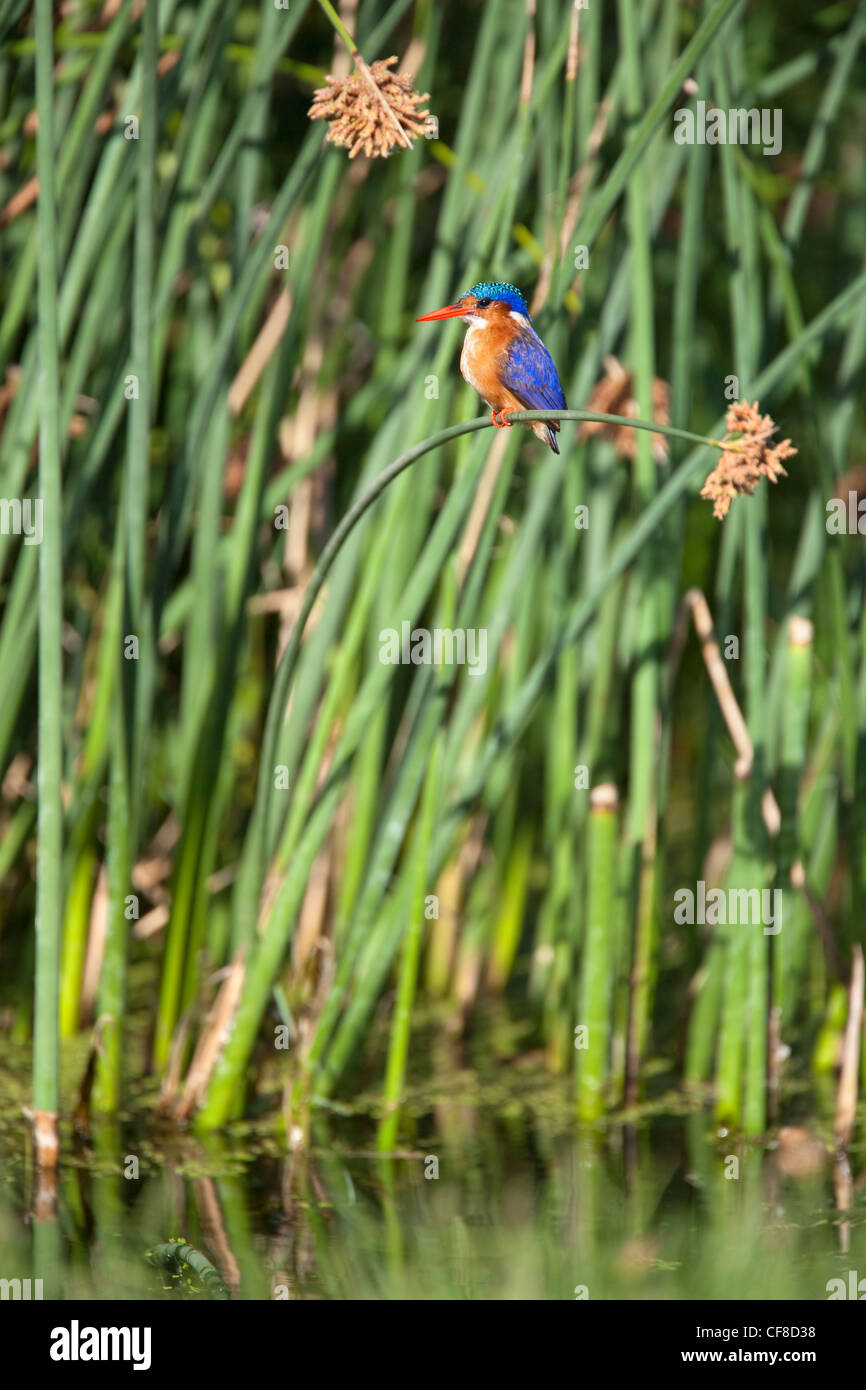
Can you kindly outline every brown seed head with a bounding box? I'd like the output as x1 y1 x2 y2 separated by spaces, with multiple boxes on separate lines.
701 399 796 520
308 56 431 159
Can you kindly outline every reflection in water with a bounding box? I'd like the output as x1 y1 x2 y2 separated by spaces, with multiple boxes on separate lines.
0 1101 863 1300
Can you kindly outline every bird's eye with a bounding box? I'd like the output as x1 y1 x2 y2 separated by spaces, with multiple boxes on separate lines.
475 297 491 309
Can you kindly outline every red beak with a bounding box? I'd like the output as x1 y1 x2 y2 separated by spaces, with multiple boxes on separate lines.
416 302 466 321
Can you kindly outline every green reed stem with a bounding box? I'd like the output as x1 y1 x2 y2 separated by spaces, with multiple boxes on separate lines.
618 0 660 1107
32 0 64 1158
92 694 132 1113
377 733 440 1152
775 619 813 1023
125 0 157 832
93 0 158 1111
576 786 619 1122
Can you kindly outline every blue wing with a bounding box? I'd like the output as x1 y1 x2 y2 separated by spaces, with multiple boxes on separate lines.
500 329 566 412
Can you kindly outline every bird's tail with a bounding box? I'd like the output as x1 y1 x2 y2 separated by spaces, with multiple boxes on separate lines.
529 419 560 452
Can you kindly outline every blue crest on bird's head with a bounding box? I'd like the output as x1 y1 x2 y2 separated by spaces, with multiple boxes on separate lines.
462 281 531 318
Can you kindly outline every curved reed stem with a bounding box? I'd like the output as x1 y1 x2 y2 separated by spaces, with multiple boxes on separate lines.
265 408 720 762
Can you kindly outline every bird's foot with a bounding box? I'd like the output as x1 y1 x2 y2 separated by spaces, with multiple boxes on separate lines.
490 409 515 429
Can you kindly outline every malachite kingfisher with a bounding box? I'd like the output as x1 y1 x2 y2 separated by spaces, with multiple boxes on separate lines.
417 281 567 453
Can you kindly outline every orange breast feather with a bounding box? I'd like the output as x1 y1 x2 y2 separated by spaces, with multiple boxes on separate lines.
460 319 524 414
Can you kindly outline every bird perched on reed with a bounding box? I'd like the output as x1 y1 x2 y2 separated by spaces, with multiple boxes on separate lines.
417 281 566 453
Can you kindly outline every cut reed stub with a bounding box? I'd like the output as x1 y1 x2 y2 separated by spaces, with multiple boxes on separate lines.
788 615 814 647
33 1166 59 1224
26 1106 59 1169
590 782 619 814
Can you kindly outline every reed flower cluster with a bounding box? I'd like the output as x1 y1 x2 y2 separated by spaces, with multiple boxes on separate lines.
309 56 431 159
701 399 796 519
